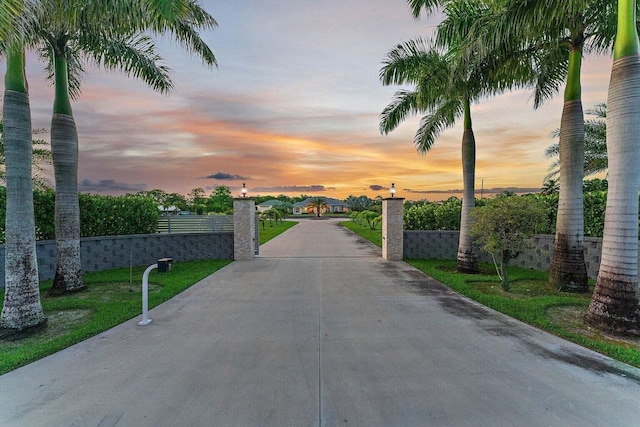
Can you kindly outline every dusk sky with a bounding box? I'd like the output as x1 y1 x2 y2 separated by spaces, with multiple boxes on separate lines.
8 0 612 201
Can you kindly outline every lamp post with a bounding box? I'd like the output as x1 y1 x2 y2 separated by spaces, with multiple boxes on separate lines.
241 183 247 198
390 182 396 198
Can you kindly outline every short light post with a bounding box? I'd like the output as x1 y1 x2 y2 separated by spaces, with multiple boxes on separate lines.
241 183 247 198
390 182 396 198
139 257 173 326
138 264 157 326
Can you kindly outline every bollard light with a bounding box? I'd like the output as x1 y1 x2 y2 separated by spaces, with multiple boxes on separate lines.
390 183 396 198
241 183 247 198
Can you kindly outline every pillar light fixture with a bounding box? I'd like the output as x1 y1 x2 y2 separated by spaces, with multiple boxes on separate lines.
390 183 396 198
241 183 247 198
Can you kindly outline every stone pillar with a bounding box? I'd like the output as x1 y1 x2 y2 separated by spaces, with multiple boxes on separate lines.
233 198 256 261
382 197 404 261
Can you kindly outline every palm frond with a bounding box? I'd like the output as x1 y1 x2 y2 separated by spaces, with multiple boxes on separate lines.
81 33 173 94
379 90 420 135
414 98 462 153
167 20 217 67
380 38 438 86
406 0 446 18
531 46 568 108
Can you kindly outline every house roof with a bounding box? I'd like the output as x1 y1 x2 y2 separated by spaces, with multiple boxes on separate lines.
257 199 282 207
293 197 346 207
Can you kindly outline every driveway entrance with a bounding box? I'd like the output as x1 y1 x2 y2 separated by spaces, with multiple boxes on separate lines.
1 218 639 426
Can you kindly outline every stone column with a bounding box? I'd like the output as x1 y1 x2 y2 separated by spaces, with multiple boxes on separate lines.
382 197 404 261
233 198 256 261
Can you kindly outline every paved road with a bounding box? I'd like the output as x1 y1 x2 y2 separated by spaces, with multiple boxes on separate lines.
1 218 640 426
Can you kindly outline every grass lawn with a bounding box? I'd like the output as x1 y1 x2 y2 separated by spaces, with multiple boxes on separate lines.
0 221 296 375
340 220 382 247
341 220 640 368
258 220 298 244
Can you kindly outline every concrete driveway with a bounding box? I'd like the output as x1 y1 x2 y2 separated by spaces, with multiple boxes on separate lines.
1 218 639 426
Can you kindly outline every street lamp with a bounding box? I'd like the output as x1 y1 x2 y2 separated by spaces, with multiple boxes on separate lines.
390 183 396 198
241 183 247 198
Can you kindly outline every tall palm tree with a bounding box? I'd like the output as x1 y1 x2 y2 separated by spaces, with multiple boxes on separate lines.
475 1 633 292
585 0 640 335
1 40 46 332
381 1 529 273
545 103 608 180
32 0 217 295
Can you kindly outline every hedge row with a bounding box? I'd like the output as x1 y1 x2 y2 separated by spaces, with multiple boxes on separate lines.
403 191 620 238
0 188 159 243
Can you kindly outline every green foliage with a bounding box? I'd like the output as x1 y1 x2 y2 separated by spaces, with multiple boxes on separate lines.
206 186 233 213
470 195 548 290
583 191 607 238
0 189 159 242
79 194 159 237
403 181 618 238
344 195 378 212
403 197 463 230
471 196 548 254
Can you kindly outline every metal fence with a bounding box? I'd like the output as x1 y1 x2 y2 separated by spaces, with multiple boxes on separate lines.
157 215 234 233
157 214 260 255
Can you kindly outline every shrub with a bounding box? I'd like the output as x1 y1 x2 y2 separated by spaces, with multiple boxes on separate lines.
470 195 548 290
0 189 159 242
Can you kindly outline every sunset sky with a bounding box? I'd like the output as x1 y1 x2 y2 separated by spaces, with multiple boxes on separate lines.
8 0 613 201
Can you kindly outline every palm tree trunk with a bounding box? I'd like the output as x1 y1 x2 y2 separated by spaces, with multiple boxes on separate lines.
48 53 84 295
1 45 46 331
585 0 640 335
457 99 478 273
550 47 588 292
549 111 588 290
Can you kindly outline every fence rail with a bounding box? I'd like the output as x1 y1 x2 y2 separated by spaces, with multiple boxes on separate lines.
157 215 234 233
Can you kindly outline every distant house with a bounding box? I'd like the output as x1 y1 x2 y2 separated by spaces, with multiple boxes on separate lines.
256 199 284 213
292 197 349 215
158 205 180 215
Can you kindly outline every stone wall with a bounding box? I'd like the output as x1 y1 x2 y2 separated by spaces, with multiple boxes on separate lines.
404 230 612 279
0 233 233 288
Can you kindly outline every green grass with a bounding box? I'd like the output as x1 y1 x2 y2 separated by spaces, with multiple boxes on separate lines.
341 221 640 368
0 259 231 375
340 220 382 247
258 220 298 244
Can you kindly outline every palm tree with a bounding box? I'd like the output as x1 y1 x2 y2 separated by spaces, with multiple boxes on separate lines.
32 0 217 295
308 197 328 217
0 116 53 190
545 103 608 180
381 1 528 273
1 40 46 332
585 0 640 335
475 1 634 292
540 179 559 195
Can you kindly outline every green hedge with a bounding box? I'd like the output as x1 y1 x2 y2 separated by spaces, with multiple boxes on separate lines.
0 188 159 243
403 191 637 238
